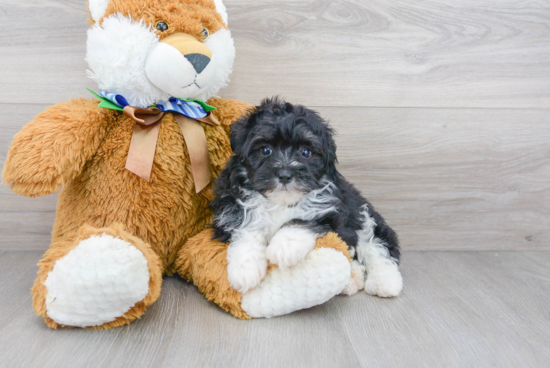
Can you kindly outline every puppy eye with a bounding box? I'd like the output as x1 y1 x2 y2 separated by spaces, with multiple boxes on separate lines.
155 21 169 32
260 146 272 157
201 27 210 41
300 147 312 158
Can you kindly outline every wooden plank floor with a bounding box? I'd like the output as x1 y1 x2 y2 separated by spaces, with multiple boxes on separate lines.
1 250 549 368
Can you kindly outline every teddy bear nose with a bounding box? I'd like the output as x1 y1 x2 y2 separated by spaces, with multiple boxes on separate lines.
184 53 211 74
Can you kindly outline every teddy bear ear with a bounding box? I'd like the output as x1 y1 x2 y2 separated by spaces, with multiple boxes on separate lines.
88 0 110 22
213 0 229 25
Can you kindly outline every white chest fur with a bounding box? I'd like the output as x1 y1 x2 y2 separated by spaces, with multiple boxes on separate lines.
224 183 338 293
234 183 338 241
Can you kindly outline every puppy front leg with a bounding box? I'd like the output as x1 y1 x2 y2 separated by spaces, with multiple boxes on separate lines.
266 220 327 269
227 231 268 293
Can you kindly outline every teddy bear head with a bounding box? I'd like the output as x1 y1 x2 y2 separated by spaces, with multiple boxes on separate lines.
86 0 234 108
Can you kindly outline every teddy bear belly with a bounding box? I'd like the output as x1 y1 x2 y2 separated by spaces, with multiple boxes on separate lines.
50 125 215 269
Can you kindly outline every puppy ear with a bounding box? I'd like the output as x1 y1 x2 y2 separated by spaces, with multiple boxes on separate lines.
229 123 241 153
323 128 338 180
306 109 337 167
230 108 257 156
309 110 338 180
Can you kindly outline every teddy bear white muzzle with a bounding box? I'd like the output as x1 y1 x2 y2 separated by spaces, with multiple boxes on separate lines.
86 14 235 108
145 33 216 100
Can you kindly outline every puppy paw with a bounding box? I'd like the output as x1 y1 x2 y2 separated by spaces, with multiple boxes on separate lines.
364 261 403 298
266 227 317 269
227 244 268 294
340 261 365 296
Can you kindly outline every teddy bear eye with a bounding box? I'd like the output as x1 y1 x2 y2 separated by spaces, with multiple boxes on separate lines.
201 27 210 41
260 146 272 157
155 21 169 32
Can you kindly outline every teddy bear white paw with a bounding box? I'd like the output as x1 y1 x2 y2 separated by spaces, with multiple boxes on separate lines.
266 226 318 269
44 234 150 327
227 242 268 293
364 261 403 298
241 247 352 318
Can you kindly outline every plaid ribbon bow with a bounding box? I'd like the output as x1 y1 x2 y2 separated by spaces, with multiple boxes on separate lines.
89 89 219 193
98 91 212 119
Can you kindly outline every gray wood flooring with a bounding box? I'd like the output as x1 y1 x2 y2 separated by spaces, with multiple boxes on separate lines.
1 250 549 368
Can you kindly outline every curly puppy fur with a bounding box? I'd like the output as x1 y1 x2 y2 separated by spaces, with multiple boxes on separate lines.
211 97 403 296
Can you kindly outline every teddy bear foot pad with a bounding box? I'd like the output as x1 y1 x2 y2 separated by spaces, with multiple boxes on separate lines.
241 247 351 318
43 234 150 327
31 224 163 329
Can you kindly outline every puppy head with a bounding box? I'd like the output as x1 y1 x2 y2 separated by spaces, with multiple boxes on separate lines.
231 97 337 205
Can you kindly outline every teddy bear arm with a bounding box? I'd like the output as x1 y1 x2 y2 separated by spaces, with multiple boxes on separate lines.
2 98 114 197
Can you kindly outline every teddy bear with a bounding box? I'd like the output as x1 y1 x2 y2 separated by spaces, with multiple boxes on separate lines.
2 0 353 329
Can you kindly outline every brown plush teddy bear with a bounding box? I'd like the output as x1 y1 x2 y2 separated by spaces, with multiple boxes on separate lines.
2 0 353 329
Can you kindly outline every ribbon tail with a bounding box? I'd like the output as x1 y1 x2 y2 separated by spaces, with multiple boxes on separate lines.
174 114 212 193
125 122 161 181
195 112 220 126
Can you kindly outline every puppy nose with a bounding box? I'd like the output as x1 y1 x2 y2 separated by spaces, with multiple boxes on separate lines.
184 53 211 74
278 170 293 184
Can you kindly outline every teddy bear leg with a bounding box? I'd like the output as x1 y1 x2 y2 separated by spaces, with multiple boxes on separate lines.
240 245 351 318
32 224 163 329
177 230 351 319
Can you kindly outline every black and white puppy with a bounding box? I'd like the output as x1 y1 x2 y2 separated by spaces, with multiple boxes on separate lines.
211 98 402 297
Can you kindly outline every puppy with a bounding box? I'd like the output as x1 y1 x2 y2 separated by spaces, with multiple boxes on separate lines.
211 98 402 297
